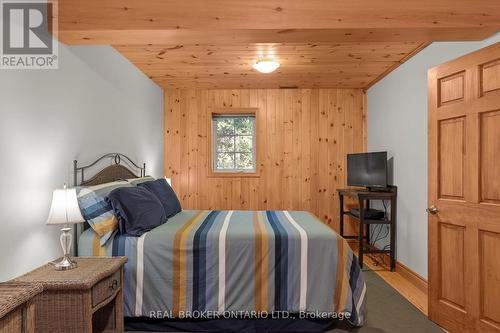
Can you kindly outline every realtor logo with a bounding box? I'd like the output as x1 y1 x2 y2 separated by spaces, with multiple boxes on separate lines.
1 0 58 69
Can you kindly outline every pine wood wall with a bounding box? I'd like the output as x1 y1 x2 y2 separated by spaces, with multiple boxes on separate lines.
164 89 366 229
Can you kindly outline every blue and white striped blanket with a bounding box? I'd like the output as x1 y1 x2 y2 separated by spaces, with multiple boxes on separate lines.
79 210 366 326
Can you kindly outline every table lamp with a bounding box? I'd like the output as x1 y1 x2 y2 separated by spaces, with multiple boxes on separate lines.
46 184 85 271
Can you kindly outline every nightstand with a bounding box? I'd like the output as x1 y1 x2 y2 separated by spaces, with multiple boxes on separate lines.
13 257 127 333
0 283 43 333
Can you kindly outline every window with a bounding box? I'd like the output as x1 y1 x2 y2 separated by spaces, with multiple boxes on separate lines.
212 114 256 173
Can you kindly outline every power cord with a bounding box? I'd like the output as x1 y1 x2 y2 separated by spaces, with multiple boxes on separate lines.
367 200 393 267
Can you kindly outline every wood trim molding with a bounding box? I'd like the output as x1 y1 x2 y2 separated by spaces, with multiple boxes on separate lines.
395 260 428 295
364 41 432 90
349 241 428 313
362 91 368 151
366 247 428 295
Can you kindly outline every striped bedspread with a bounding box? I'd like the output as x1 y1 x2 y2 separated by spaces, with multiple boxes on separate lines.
79 210 366 326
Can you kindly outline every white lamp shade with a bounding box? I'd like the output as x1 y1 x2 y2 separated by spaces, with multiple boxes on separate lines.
46 188 85 225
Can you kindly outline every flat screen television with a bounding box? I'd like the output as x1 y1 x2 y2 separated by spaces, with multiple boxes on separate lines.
347 152 388 189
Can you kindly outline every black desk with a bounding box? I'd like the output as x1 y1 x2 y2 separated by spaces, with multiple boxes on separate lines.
337 186 397 271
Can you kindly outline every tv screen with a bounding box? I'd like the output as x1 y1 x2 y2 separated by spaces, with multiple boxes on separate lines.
347 152 387 188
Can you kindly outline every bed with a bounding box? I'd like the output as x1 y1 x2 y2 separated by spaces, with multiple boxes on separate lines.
74 154 366 332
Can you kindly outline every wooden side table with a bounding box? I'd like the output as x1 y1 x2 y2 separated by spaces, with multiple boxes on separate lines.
13 257 127 333
0 283 43 333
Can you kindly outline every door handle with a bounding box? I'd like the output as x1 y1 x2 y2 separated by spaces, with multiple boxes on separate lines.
426 205 439 214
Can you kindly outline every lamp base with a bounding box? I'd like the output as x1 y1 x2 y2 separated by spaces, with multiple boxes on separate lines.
54 255 78 271
54 227 77 271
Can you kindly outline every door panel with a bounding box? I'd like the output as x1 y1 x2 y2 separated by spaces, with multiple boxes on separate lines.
480 59 500 96
439 117 465 200
480 110 500 204
439 223 465 308
429 42 500 333
439 71 465 106
479 230 500 331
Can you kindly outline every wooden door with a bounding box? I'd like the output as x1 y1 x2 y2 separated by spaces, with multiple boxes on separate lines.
428 42 500 333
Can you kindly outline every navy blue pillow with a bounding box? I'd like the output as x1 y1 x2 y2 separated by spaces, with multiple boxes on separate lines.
107 186 167 236
138 179 182 218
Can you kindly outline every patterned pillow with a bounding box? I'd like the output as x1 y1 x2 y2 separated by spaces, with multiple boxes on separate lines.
77 180 133 246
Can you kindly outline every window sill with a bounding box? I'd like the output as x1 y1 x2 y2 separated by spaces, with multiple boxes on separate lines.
207 171 260 178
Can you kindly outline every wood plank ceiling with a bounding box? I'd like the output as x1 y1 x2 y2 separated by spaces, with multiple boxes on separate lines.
114 42 426 89
57 0 500 89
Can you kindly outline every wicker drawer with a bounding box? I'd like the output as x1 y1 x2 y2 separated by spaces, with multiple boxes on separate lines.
0 301 36 333
91 270 121 308
0 307 22 333
0 283 40 333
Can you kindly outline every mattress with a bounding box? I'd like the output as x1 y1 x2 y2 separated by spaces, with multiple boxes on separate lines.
78 210 366 326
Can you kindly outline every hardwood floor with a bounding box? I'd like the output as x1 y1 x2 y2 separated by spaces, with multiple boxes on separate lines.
347 240 429 316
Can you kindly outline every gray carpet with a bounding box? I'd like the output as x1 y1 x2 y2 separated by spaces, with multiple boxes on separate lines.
330 269 443 333
128 268 443 333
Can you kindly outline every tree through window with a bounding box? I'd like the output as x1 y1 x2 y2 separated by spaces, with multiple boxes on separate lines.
212 114 256 172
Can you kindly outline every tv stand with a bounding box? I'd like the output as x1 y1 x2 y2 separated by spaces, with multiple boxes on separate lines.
337 186 397 271
350 208 385 220
366 187 390 192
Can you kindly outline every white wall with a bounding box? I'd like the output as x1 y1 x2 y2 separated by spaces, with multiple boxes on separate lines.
0 44 164 281
367 33 499 278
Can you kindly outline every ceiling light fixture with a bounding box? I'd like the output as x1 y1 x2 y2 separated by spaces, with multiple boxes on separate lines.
252 59 280 73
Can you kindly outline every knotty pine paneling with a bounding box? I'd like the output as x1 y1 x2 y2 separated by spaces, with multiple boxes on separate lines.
116 42 427 89
164 89 366 230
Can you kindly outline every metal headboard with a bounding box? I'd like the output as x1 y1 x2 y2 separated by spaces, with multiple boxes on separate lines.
74 153 146 186
73 153 146 255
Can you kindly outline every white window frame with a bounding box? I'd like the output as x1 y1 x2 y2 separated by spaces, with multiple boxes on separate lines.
211 114 257 173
